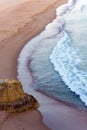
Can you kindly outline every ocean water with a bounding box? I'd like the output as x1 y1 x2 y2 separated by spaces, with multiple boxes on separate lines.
18 0 87 110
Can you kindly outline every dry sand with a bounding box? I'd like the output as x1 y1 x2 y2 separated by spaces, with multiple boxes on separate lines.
0 0 66 79
0 0 87 130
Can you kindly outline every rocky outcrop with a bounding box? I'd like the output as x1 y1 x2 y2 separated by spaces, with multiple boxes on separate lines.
0 80 39 112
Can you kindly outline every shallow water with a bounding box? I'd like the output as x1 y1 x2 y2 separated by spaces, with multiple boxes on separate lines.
50 0 87 106
18 0 87 110
29 34 87 110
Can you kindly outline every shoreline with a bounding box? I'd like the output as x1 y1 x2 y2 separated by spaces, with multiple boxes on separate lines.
25 39 86 112
0 0 67 79
0 0 87 130
17 15 87 130
0 0 67 130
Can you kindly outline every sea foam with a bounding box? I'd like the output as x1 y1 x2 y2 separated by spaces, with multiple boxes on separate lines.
50 0 87 105
17 0 87 108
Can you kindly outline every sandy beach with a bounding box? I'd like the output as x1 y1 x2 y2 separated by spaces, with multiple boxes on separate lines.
0 0 87 130
0 0 66 79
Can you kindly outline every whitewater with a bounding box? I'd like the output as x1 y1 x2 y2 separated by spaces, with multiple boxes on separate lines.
50 0 87 106
18 0 87 109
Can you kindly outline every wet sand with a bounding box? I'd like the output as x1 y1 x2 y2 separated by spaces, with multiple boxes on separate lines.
0 0 66 79
0 0 87 130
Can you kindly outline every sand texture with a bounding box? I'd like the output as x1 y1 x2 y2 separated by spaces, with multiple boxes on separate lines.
0 0 87 130
0 0 66 79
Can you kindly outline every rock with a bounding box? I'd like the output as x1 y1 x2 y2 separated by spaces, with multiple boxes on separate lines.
0 80 39 112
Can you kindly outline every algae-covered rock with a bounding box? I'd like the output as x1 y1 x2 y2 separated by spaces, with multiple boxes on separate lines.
0 80 39 112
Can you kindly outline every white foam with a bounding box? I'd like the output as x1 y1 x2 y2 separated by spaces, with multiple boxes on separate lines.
17 0 87 106
50 0 87 105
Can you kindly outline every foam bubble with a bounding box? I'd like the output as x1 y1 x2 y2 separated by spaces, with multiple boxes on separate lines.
50 0 87 105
